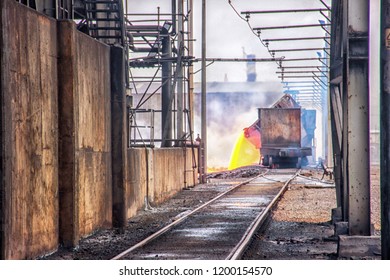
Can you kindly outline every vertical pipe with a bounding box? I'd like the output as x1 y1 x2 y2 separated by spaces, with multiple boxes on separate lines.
346 0 371 236
380 0 390 260
110 46 127 229
176 0 184 144
171 0 177 35
161 31 173 147
342 0 349 221
188 0 194 131
35 0 56 18
201 0 207 183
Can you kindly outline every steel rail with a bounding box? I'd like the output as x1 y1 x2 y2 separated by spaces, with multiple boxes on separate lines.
111 170 269 260
226 170 300 260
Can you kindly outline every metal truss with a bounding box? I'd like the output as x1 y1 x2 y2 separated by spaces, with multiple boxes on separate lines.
239 1 331 112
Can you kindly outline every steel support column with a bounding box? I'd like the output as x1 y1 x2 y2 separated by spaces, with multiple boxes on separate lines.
161 31 173 147
110 46 127 229
200 0 207 183
345 0 371 235
380 0 390 260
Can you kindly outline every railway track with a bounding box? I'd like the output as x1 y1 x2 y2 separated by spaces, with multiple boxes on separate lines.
112 169 299 260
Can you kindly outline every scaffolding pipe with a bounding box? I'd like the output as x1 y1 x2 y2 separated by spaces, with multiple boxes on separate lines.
176 0 184 143
161 28 173 147
171 0 177 35
241 8 329 14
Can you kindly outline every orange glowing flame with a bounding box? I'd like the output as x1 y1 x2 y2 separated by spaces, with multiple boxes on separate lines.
228 131 261 170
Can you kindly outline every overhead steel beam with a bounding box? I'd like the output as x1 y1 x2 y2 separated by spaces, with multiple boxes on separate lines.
276 70 325 74
283 85 322 89
279 65 330 69
253 23 330 31
264 36 330 42
279 75 327 78
241 8 329 14
202 57 283 62
280 57 325 62
269 48 330 53
296 88 323 92
282 81 318 84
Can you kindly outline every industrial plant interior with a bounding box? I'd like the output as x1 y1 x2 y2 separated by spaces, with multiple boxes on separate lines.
0 0 389 264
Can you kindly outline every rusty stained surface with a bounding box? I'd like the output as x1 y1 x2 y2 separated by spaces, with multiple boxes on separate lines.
126 148 198 219
58 20 112 246
258 108 301 148
1 0 58 259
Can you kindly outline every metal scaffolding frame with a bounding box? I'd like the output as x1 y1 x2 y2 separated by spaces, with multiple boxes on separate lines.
120 2 195 149
16 0 199 183
16 0 76 19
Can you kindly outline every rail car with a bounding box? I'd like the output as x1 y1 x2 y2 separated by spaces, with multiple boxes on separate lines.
242 94 315 169
258 107 312 168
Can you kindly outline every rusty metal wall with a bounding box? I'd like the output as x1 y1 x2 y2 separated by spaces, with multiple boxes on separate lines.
58 20 112 247
126 148 198 218
0 0 59 259
1 1 113 258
